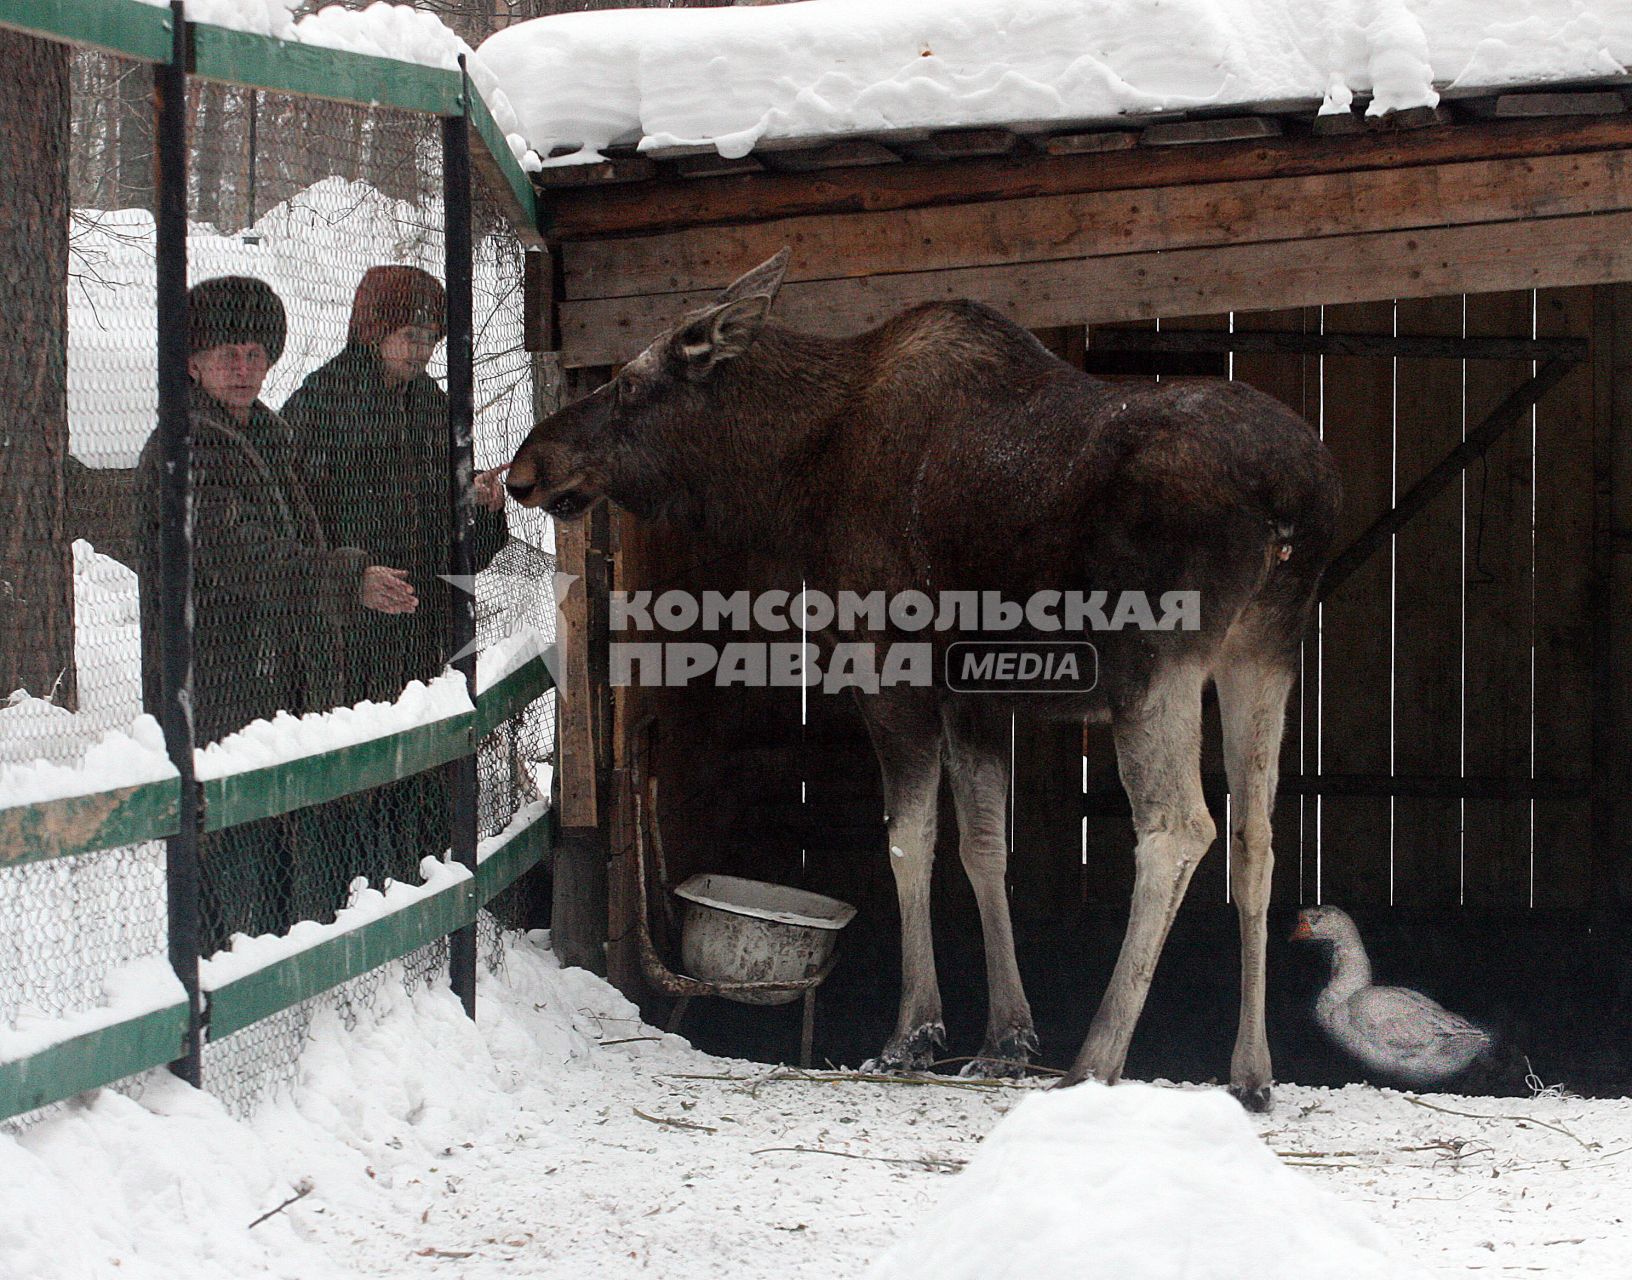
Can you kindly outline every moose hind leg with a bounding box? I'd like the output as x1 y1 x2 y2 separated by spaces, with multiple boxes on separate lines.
1064 662 1215 1088
943 703 1037 1076
861 705 946 1072
1215 655 1295 1113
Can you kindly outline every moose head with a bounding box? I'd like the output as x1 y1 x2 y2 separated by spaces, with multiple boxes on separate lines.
505 249 792 522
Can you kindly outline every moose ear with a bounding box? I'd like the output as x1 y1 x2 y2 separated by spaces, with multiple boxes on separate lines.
674 293 774 379
715 248 790 309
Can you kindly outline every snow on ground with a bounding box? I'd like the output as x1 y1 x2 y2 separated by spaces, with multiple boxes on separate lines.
479 0 1632 163
3 930 1631 1279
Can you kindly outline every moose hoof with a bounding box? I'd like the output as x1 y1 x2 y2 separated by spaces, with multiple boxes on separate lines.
1229 1082 1274 1114
863 1022 946 1074
959 1027 1041 1079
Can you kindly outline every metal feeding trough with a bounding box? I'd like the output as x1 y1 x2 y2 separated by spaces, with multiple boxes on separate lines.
630 768 856 1066
673 873 856 1006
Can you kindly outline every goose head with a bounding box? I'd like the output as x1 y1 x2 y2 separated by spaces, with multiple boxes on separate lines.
1290 904 1358 944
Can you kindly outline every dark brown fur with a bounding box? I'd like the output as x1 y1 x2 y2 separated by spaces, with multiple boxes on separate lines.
510 253 1341 1105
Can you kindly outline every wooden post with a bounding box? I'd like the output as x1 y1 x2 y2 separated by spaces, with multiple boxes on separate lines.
550 367 613 974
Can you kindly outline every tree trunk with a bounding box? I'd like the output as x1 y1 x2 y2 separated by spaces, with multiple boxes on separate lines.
0 29 76 708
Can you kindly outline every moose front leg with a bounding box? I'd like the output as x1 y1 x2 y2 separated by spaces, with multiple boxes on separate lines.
860 701 946 1072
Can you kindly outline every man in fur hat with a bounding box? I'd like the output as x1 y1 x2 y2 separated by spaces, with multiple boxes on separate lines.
137 275 414 946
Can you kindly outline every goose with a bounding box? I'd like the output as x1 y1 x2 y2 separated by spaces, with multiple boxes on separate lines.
1291 905 1492 1087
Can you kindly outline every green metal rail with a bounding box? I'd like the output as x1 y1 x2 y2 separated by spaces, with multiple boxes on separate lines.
2 649 555 862
0 0 540 236
0 800 555 1118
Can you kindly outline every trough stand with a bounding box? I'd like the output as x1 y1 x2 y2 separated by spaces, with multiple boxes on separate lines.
632 775 838 1069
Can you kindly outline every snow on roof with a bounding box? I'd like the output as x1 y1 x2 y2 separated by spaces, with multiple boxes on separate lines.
476 0 1632 166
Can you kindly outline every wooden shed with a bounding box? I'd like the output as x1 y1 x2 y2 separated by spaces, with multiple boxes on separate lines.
530 88 1632 1090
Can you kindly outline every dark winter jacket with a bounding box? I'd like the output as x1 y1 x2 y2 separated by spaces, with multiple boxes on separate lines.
137 386 368 745
281 342 506 703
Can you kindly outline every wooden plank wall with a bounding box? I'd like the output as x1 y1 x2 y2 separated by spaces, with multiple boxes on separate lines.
1046 288 1599 914
1532 288 1596 912
1319 300 1397 908
1392 295 1466 907
612 286 1608 984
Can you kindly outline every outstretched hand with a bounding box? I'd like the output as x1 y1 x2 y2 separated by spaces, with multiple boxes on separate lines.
474 464 509 512
360 565 418 614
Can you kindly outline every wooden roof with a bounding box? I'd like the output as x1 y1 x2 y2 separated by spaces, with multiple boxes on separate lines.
529 85 1632 367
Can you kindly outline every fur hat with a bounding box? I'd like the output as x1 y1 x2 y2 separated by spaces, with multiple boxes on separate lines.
348 266 446 347
188 276 286 364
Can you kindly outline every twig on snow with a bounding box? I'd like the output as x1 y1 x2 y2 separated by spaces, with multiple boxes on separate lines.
661 1066 1023 1094
248 1179 314 1229
1401 1095 1597 1150
926 1056 1067 1079
753 1145 965 1174
633 1106 718 1134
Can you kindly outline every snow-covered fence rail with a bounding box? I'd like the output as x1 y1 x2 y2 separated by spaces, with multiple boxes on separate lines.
0 0 558 1126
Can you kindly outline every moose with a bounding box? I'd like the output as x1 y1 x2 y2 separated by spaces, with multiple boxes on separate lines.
506 251 1341 1109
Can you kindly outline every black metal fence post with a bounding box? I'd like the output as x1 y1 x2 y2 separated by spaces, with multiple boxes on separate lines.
444 65 478 1017
157 1 202 1084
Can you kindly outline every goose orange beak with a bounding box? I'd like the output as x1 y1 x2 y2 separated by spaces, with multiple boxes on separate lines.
1289 916 1313 942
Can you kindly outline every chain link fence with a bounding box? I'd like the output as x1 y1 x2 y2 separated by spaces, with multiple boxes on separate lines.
0 18 556 1127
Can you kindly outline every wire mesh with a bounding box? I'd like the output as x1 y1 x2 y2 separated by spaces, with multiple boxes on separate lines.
0 44 169 1132
169 86 460 955
471 182 556 955
2 29 555 1128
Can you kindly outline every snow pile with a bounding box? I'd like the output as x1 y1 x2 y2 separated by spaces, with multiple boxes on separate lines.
0 710 174 810
193 672 472 782
0 544 146 766
867 1080 1427 1280
477 0 1632 162
199 856 468 987
0 956 182 1066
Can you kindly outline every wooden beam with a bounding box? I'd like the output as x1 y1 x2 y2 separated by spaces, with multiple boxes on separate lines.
563 148 1632 302
1141 116 1282 146
539 114 1632 240
1321 358 1576 599
560 207 1632 367
1087 329 1590 362
1083 773 1591 811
